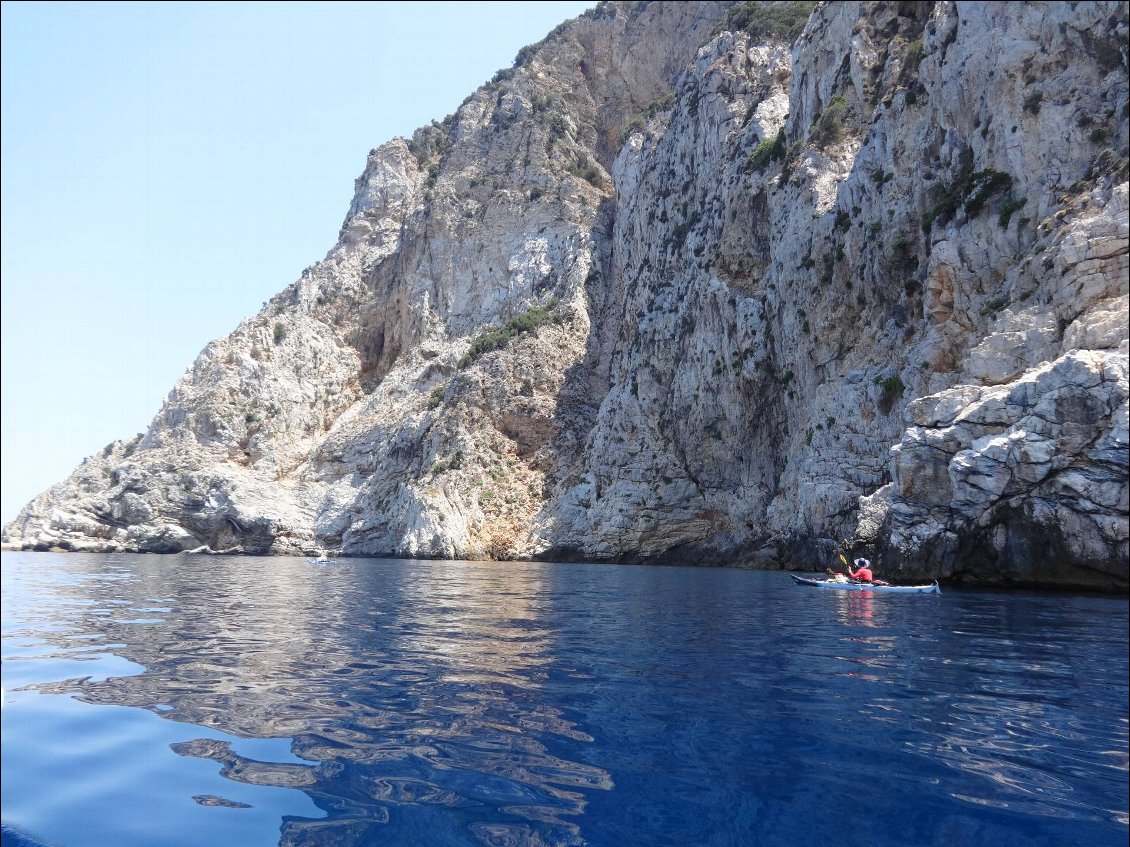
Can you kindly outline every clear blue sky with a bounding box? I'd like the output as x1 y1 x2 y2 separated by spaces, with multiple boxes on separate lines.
1 0 595 525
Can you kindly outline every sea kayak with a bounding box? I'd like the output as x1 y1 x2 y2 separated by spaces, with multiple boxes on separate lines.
790 574 941 594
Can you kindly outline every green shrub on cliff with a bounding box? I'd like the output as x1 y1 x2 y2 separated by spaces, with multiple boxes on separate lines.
875 373 905 414
459 300 565 368
998 197 1026 228
811 95 848 148
721 1 817 43
427 385 446 410
899 38 925 86
622 94 676 137
924 167 1015 230
746 130 786 171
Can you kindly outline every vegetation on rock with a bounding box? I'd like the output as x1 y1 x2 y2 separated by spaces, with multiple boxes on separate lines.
720 1 817 43
459 301 566 368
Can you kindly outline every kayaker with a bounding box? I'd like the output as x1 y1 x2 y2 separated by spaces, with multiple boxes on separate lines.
847 558 873 583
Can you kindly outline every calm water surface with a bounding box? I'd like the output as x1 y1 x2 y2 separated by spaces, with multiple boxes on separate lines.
2 552 1127 846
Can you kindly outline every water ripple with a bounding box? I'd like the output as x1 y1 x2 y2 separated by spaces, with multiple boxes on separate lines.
2 553 1127 847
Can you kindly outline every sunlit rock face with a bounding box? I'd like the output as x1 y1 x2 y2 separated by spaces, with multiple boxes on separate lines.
5 1 1127 589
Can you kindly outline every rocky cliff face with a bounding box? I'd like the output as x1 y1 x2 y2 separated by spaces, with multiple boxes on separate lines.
6 1 1128 590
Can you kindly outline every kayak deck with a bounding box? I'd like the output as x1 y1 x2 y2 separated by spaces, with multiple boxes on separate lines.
790 574 941 594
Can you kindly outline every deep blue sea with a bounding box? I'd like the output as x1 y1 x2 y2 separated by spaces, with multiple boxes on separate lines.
2 552 1127 847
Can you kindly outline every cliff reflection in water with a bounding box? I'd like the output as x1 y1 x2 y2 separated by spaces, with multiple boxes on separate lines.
20 554 611 846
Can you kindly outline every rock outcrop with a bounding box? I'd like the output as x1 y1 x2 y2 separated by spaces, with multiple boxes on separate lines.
5 1 1128 590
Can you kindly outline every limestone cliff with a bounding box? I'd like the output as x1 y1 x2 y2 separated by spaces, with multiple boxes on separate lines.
6 1 1128 590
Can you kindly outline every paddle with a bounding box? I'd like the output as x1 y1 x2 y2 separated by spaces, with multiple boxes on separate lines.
819 552 850 583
